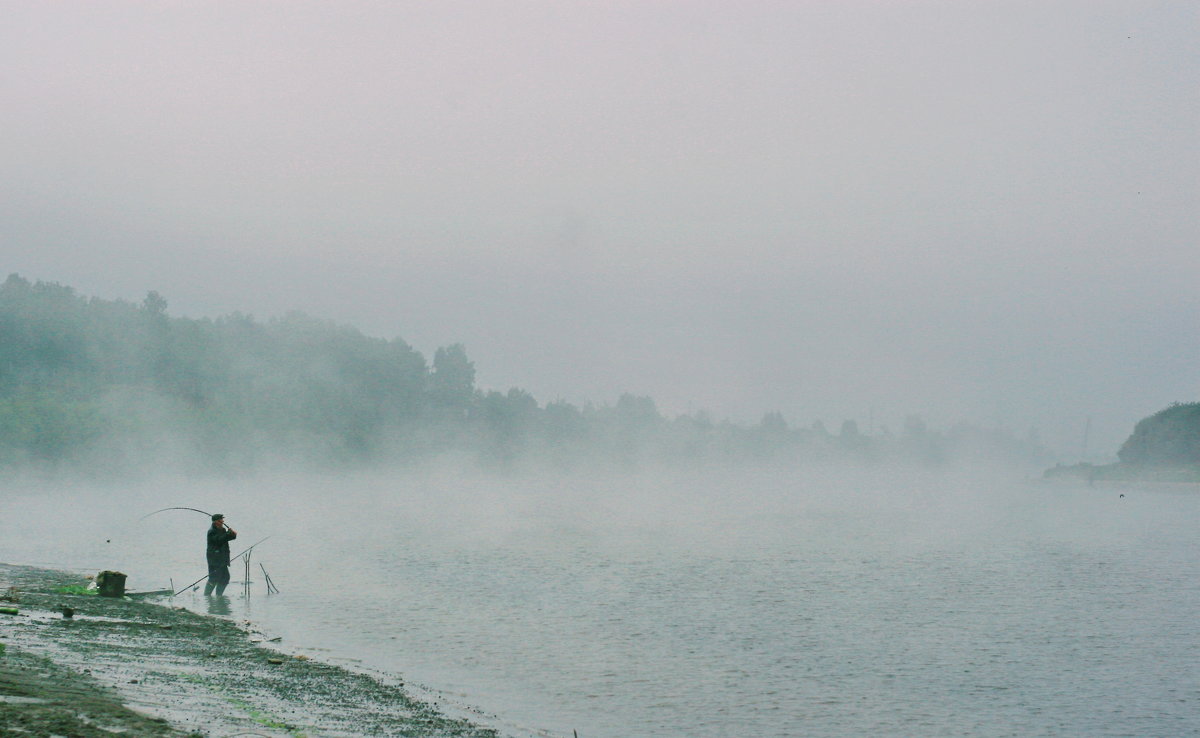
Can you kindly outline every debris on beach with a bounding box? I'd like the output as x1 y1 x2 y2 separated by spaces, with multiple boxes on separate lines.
95 570 127 598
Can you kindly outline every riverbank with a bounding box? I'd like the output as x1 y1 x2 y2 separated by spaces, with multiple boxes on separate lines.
1043 461 1200 486
0 563 504 737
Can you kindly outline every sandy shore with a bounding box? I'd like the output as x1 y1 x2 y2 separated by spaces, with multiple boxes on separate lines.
0 563 504 737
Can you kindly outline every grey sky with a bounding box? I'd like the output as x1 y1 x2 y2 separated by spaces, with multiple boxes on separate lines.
2 1 1196 457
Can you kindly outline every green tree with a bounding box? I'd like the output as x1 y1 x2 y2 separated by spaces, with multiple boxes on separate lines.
430 344 475 418
1118 403 1200 467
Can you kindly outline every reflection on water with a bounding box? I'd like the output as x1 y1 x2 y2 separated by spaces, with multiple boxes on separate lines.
2 469 1199 737
205 595 231 617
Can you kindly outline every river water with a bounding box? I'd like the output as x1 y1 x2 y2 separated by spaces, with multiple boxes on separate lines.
3 465 1198 737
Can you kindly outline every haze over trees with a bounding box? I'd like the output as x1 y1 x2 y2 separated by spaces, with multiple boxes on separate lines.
1041 403 1200 484
1117 403 1200 467
0 275 1051 476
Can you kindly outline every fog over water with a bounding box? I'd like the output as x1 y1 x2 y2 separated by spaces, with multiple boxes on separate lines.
1 3 1198 735
2 1 1197 457
3 467 1199 736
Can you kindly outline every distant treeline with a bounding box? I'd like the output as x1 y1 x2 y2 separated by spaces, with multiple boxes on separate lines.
1045 402 1200 485
0 274 1050 476
1117 402 1200 467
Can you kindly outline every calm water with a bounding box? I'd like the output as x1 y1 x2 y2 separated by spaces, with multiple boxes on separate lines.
3 466 1198 737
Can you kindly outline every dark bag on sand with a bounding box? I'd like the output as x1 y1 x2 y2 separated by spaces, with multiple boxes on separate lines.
96 570 126 598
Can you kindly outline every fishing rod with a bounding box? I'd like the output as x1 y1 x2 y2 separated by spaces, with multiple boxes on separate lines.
173 535 274 596
139 506 213 521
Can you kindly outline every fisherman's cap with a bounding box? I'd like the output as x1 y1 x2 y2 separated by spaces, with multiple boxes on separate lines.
212 513 225 521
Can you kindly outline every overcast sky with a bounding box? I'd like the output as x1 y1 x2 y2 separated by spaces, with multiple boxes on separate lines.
2 1 1196 457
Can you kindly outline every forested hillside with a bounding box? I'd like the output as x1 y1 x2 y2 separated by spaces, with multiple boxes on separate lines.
0 275 1049 476
1043 403 1200 484
1117 403 1200 467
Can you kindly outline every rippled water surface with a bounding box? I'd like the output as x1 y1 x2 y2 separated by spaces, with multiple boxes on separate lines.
4 467 1199 736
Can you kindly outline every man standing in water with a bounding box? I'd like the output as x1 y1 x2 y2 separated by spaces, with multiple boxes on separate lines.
204 513 237 596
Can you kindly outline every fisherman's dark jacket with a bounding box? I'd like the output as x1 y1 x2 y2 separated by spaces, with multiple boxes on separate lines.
206 526 238 568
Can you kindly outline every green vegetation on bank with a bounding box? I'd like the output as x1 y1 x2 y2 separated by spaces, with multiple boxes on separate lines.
0 274 1049 475
54 584 97 596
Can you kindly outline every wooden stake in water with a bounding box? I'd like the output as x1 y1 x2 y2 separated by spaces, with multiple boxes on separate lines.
260 563 280 595
242 549 252 598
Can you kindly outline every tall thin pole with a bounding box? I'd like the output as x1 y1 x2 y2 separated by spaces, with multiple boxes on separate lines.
260 563 279 595
243 549 252 598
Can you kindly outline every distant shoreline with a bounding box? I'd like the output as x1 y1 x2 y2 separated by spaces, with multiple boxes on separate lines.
1042 461 1200 488
0 562 507 738
1038 476 1200 492
1091 479 1200 491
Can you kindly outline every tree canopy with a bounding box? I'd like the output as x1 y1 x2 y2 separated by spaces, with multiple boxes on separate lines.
0 274 1051 476
1118 402 1200 467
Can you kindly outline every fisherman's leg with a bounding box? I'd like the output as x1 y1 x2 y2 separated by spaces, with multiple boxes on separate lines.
205 564 223 595
213 566 230 596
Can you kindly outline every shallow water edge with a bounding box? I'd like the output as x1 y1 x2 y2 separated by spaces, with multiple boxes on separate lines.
0 562 515 738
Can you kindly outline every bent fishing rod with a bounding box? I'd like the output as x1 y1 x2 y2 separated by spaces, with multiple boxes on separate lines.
139 506 213 521
172 535 273 596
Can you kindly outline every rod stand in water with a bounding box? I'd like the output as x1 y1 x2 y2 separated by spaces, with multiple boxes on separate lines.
242 548 253 599
260 563 280 595
174 536 273 596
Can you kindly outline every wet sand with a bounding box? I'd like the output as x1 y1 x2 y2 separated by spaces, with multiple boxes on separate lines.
0 563 503 737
